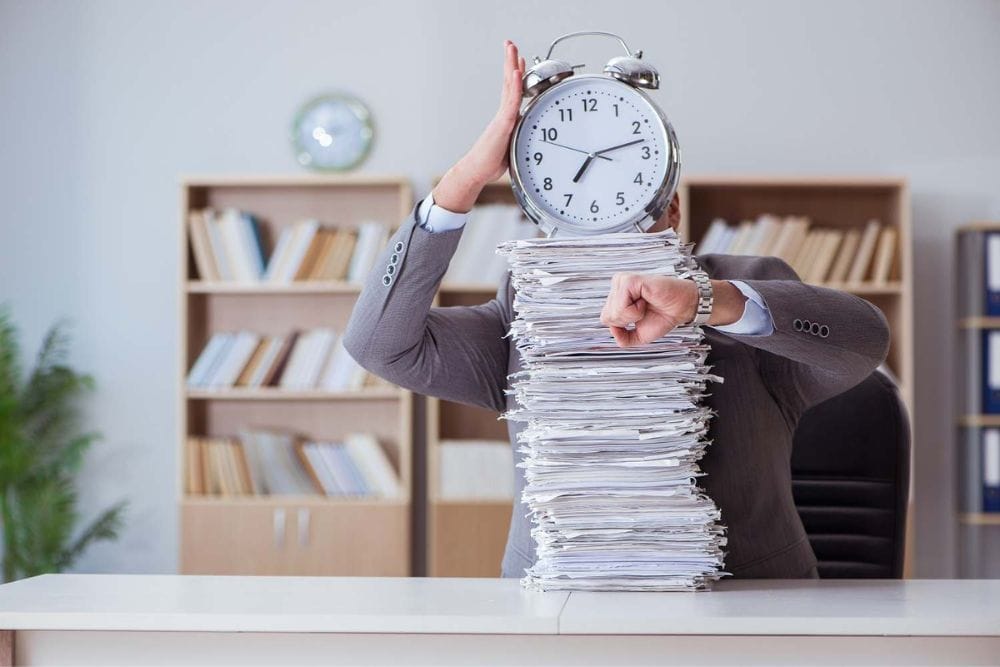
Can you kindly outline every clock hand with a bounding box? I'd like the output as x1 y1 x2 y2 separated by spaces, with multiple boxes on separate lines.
572 154 595 184
543 140 613 161
594 138 646 155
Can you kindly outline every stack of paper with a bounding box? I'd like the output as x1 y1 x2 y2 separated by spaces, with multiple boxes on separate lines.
498 229 727 591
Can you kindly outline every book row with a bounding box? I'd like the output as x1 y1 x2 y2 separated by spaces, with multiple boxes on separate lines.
187 328 374 392
960 428 1000 513
188 208 388 283
437 440 514 501
186 430 401 498
697 216 897 285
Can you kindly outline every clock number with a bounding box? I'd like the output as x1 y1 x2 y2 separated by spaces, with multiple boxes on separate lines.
631 121 641 135
590 200 599 213
564 194 573 207
533 152 543 165
613 103 619 117
641 146 651 160
616 192 625 206
542 127 558 141
582 98 597 112
543 177 553 191
634 172 644 185
559 108 573 122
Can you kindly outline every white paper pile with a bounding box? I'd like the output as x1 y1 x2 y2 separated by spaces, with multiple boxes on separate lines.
498 229 727 591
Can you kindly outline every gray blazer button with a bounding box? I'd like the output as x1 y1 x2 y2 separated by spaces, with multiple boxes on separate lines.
389 253 399 265
394 241 405 253
386 264 395 275
382 274 392 286
819 324 830 338
793 318 803 332
810 322 821 336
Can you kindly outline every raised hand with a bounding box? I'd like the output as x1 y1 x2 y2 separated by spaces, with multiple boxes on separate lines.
433 41 525 213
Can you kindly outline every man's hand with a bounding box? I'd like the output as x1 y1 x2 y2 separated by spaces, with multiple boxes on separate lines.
600 274 748 347
432 41 524 213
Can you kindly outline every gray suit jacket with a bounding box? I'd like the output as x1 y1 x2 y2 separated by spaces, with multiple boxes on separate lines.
344 202 890 579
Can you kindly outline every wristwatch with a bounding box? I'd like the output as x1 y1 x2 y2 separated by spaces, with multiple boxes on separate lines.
689 271 713 326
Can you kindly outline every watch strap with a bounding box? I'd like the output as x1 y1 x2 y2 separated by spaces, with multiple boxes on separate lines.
690 271 713 326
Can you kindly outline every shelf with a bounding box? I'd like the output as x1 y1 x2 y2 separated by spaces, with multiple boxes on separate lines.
958 513 1000 526
187 281 362 294
958 415 1000 427
185 388 400 401
958 317 1000 329
182 495 408 507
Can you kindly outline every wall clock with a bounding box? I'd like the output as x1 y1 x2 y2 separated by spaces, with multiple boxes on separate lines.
292 93 374 171
510 31 681 236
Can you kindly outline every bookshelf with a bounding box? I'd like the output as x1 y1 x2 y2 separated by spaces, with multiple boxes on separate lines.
955 223 1000 577
426 179 527 577
178 175 414 576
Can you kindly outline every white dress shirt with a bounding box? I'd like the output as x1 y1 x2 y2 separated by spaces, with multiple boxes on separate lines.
418 193 774 336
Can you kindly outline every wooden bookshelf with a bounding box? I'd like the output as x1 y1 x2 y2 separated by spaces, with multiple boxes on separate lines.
178 175 414 576
426 179 523 577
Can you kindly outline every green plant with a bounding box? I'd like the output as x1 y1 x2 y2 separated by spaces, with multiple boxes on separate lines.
0 306 126 581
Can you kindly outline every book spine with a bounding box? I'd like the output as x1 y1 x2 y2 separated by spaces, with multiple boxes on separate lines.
984 428 1000 512
986 233 1000 316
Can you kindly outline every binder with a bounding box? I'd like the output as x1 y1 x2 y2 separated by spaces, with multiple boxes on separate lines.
984 330 1000 414
985 429 1000 512
986 233 1000 315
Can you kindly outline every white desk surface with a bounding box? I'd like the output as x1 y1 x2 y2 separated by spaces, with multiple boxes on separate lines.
0 575 998 637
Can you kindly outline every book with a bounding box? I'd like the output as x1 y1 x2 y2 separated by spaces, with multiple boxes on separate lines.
847 219 882 284
188 211 220 281
187 333 230 388
240 429 318 495
438 439 513 501
986 233 1000 315
346 433 401 498
185 437 205 495
203 210 233 280
985 330 1000 414
697 219 728 255
871 228 897 284
262 331 300 386
807 230 844 284
827 228 861 283
304 228 337 280
984 428 1000 512
207 331 260 389
234 338 269 387
348 223 389 283
320 228 359 281
770 217 810 265
295 227 331 281
263 225 295 282
791 229 824 279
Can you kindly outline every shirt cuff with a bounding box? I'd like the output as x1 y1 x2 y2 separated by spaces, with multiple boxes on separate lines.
711 280 774 336
417 192 468 233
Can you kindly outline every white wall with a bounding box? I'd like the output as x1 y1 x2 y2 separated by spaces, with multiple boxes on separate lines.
1 0 998 576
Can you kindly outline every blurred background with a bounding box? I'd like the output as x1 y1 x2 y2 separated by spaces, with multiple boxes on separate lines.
1 0 999 580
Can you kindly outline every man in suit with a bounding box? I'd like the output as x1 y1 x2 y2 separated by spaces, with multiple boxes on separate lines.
344 41 889 579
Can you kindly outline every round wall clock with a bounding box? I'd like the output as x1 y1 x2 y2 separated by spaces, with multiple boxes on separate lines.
510 31 681 237
292 93 374 171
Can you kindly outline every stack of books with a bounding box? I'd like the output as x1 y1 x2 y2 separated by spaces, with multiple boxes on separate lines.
697 215 897 285
438 440 514 501
499 230 726 591
443 204 538 286
186 430 401 499
188 209 387 284
186 328 375 392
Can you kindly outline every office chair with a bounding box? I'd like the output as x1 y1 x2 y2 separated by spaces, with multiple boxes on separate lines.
791 370 911 578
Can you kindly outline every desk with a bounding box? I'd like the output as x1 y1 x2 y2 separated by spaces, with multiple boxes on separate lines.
0 575 997 665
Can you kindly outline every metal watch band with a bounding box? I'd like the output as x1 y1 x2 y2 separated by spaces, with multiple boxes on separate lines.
690 271 713 326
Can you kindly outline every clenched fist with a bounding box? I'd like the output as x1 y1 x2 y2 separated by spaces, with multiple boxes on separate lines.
600 274 747 347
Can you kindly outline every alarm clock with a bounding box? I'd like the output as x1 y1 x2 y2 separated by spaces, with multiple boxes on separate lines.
292 93 374 172
509 31 681 236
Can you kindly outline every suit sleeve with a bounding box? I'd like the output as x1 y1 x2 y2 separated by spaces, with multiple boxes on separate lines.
342 202 510 413
707 255 891 421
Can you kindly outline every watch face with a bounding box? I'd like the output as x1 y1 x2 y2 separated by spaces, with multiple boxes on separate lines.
511 75 678 235
292 93 374 171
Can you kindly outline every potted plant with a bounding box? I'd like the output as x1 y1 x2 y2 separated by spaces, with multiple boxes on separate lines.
0 306 126 582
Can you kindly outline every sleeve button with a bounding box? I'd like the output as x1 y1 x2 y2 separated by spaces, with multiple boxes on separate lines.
810 322 821 336
382 274 392 286
819 324 830 338
389 253 399 265
394 241 405 253
386 264 395 275
793 319 803 332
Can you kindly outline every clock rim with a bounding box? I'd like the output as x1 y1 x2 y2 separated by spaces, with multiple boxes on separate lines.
509 73 681 237
291 92 375 172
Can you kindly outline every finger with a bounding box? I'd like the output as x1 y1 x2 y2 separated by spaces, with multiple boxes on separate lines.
602 274 645 325
610 326 640 348
519 55 526 73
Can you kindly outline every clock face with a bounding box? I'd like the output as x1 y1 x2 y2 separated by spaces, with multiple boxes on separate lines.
511 75 676 235
292 93 374 171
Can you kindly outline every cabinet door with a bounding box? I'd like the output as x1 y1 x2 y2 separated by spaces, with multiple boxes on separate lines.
181 502 296 575
291 503 410 576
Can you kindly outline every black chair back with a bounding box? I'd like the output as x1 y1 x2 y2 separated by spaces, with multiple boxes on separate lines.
791 371 910 578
